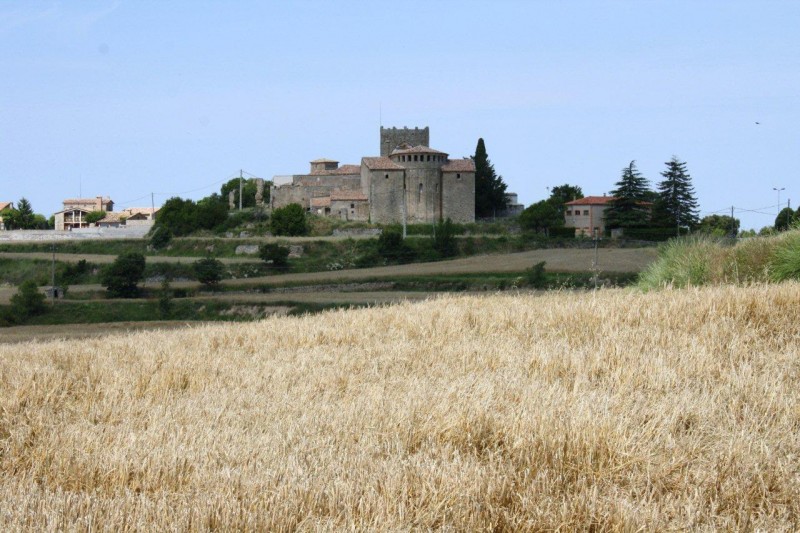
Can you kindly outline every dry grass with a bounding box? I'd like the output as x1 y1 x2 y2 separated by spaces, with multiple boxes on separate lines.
1 284 799 530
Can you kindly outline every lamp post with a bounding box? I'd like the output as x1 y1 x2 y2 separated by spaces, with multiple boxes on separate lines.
774 187 785 210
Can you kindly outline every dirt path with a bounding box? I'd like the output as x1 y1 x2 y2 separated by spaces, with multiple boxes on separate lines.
0 252 261 264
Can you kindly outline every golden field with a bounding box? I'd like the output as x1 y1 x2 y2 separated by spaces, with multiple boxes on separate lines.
1 284 799 530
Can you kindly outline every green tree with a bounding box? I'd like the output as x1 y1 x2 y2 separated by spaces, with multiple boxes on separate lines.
10 280 46 320
605 161 652 230
0 207 19 229
158 278 173 318
775 207 796 231
259 243 290 268
473 138 508 218
100 252 146 298
85 211 107 224
270 203 308 236
149 225 173 249
548 184 583 211
432 218 458 258
378 227 413 263
697 214 739 237
221 178 260 209
15 198 35 229
652 157 699 234
519 200 563 234
193 256 224 288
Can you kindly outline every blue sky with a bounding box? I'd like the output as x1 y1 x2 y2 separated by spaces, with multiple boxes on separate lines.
1 1 798 230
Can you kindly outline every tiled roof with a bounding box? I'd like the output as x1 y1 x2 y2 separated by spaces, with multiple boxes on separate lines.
63 197 113 204
310 158 338 163
441 159 476 172
330 191 368 201
0 202 13 211
309 164 361 176
361 157 404 170
390 145 448 156
123 207 158 216
310 196 331 208
565 196 616 206
98 211 125 223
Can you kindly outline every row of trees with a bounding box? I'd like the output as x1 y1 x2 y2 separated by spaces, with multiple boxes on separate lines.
0 198 50 230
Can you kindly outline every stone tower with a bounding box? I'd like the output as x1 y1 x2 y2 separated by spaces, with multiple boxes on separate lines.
380 126 430 156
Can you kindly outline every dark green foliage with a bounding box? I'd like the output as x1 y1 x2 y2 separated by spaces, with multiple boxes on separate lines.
378 227 414 263
158 278 174 318
85 211 107 224
473 138 509 218
15 198 35 229
270 203 308 236
149 225 173 249
220 178 270 209
519 200 562 234
697 215 740 237
525 261 547 288
154 196 229 237
652 157 699 233
259 243 290 268
548 184 583 212
193 256 224 288
1 198 46 230
605 161 652 230
100 252 146 298
61 259 91 285
775 207 796 231
10 279 47 320
432 218 458 258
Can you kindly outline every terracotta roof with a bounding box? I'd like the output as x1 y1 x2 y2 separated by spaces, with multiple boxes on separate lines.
333 164 361 175
123 207 158 216
441 159 476 172
63 197 113 204
53 207 91 215
310 196 331 208
330 191 368 201
361 157 404 170
310 158 338 163
98 211 125 223
391 145 448 156
565 196 616 206
0 202 13 211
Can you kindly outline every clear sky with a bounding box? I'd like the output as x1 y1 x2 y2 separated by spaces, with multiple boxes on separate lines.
1 1 798 230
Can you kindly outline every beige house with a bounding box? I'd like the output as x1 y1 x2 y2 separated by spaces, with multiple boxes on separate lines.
0 201 13 230
53 196 114 230
564 196 615 237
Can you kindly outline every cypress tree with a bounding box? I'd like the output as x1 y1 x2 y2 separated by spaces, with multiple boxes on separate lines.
653 156 699 233
605 160 651 230
473 138 508 218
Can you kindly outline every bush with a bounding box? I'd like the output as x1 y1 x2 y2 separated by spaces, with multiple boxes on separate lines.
259 243 290 269
10 280 47 321
101 252 146 298
149 225 173 249
769 230 800 282
378 227 414 263
85 211 107 224
432 218 458 258
193 256 224 288
270 204 308 236
525 261 547 288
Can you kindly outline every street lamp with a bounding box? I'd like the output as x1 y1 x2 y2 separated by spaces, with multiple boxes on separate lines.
774 187 785 210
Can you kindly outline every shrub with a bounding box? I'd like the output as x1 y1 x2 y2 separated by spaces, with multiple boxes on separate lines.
525 261 547 288
193 257 224 288
259 243 290 269
378 227 414 263
10 280 47 321
270 204 308 236
100 252 146 298
432 218 458 258
85 211 107 224
149 225 173 249
769 230 800 282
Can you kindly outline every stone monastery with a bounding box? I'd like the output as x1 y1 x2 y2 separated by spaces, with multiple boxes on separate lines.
270 127 476 224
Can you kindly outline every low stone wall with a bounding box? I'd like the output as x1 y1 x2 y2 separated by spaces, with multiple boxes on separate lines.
332 228 382 237
0 226 151 241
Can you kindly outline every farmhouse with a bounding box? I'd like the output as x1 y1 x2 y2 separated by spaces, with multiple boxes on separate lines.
0 201 13 230
563 196 615 237
270 127 476 224
53 197 157 230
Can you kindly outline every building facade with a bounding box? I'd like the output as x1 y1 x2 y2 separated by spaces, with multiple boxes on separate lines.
270 127 476 224
564 196 615 237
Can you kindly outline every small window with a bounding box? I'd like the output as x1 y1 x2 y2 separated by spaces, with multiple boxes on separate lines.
385 174 389 179
583 210 589 216
350 203 355 209
414 155 418 161
456 173 461 179
427 155 431 161
419 183 423 192
566 210 572 216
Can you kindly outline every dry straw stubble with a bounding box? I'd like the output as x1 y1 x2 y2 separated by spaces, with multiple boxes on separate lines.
1 283 799 530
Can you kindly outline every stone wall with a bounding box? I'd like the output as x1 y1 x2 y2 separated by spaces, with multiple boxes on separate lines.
442 170 475 223
380 126 430 156
0 226 151 241
367 168 406 224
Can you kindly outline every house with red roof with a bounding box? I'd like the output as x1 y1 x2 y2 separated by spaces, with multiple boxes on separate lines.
564 195 616 237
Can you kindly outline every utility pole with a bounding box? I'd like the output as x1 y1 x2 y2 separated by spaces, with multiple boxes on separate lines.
239 169 243 211
592 228 599 290
731 206 736 239
401 177 407 239
150 192 155 219
51 243 56 305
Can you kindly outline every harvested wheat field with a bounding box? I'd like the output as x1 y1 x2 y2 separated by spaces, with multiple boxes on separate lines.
1 284 799 530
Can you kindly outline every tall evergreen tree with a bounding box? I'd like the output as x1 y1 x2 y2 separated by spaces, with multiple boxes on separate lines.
652 156 699 233
473 138 508 218
16 198 35 229
604 160 651 229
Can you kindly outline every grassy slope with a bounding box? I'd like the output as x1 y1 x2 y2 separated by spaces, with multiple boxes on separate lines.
1 284 799 530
